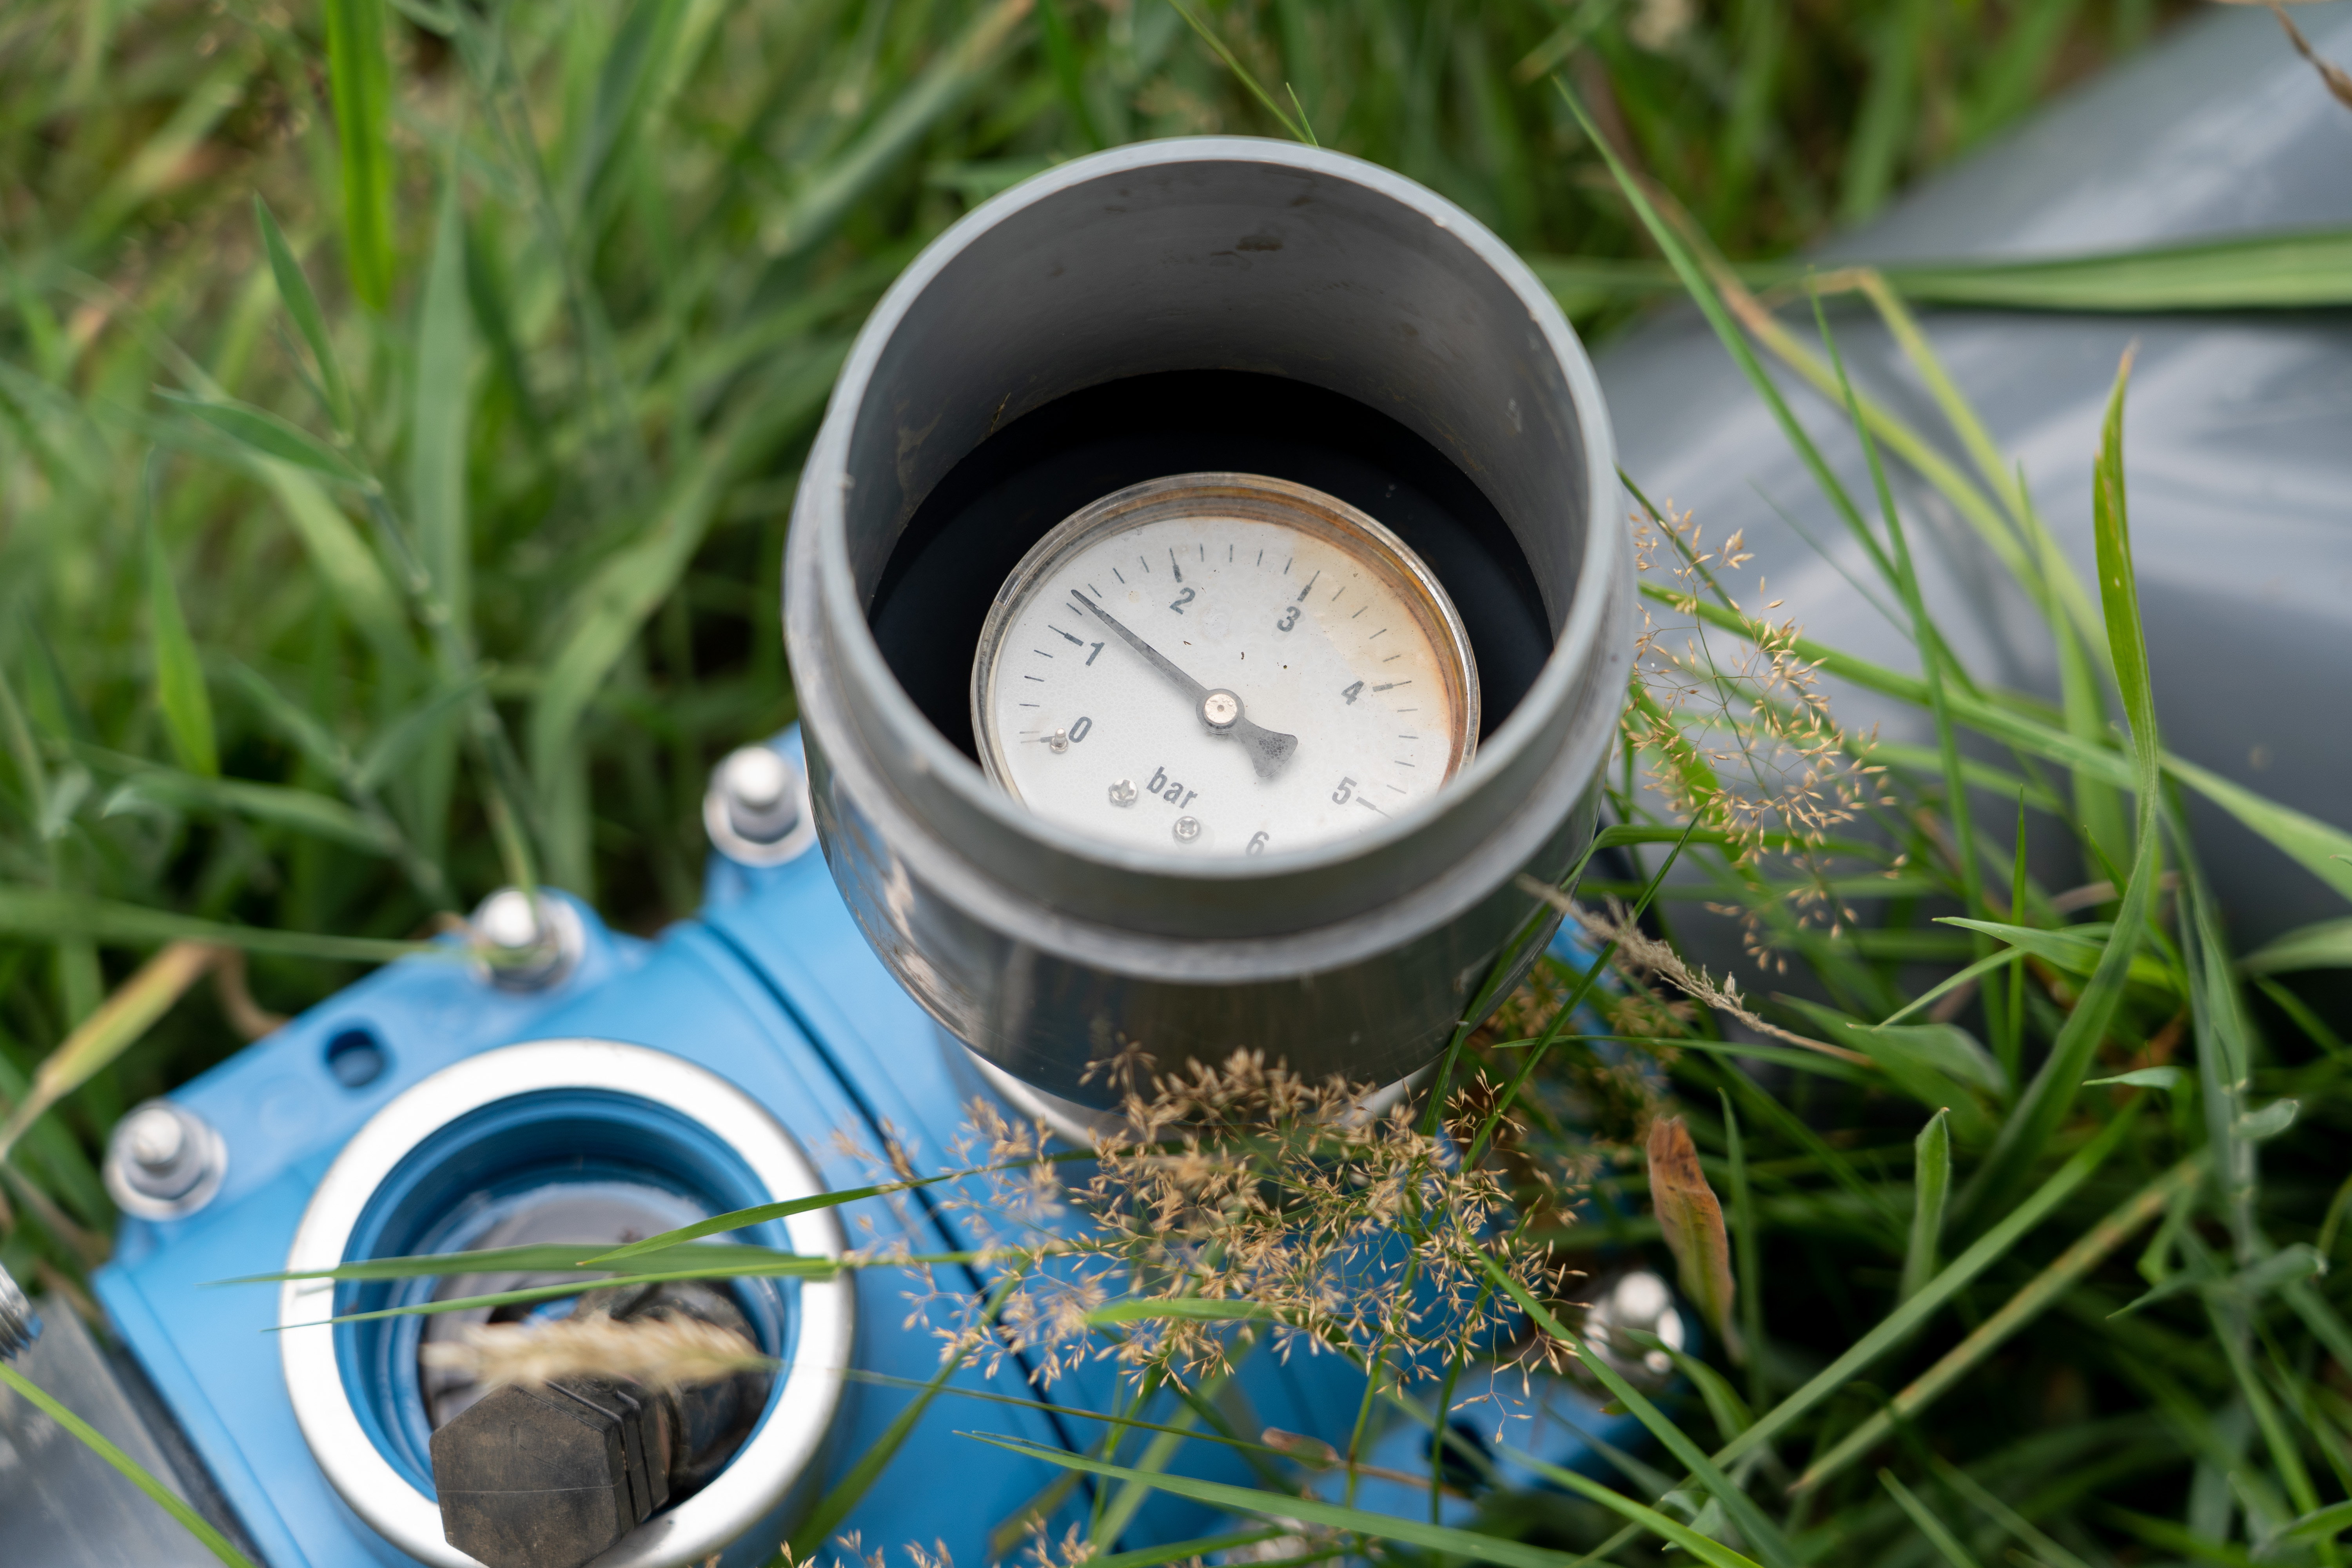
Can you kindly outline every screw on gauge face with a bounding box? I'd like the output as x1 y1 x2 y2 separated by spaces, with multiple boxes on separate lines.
1200 690 1240 731
1048 728 1069 753
1109 779 1138 807
1173 815 1202 843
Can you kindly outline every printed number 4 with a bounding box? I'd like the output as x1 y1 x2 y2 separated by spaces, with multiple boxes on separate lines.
1331 776 1356 805
1340 681 1363 704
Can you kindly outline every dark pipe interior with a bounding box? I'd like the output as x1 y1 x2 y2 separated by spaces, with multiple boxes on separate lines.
867 370 1555 762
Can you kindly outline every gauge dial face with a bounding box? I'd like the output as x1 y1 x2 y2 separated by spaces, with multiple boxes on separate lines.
971 473 1480 858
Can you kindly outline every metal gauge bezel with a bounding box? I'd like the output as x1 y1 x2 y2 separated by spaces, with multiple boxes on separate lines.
969 472 1481 826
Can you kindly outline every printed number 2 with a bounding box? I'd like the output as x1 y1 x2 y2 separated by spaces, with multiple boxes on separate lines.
1169 587 1196 615
1331 776 1356 805
1340 681 1363 705
1247 831 1269 855
1276 606 1300 633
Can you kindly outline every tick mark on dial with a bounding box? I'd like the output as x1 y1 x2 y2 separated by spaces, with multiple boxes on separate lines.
1138 555 1151 573
1033 649 1053 659
1023 675 1045 683
1331 584 1344 601
1256 550 1264 567
1381 653 1403 663
1019 702 1040 708
1283 557 1292 575
1088 582 1103 597
1387 784 1408 794
1113 568 1126 584
1374 681 1408 691
1169 548 1183 581
1350 606 1366 619
1394 760 1415 768
1356 797 1386 815
1368 627 1387 640
1049 625 1084 646
1296 570 1319 602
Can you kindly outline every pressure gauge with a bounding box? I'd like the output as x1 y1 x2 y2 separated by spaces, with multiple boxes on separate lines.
971 474 1479 857
786 137 1632 1108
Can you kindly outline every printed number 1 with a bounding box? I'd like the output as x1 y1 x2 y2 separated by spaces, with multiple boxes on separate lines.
1085 641 1103 665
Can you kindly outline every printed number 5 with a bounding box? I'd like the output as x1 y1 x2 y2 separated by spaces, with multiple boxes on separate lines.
1276 605 1299 632
1331 776 1356 805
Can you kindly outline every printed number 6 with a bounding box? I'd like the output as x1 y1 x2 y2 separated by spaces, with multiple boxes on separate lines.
1276 605 1299 632
1331 777 1356 805
1247 831 1269 855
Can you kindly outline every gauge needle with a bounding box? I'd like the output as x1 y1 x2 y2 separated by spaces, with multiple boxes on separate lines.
1069 590 1298 780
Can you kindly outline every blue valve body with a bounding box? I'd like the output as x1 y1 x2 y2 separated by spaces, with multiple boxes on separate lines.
94 728 1648 1566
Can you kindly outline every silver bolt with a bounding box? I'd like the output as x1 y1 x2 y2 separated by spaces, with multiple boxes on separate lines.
471 888 579 992
1584 1267 1684 1384
1200 690 1240 730
124 1105 187 1171
1047 728 1069 753
475 887 545 953
0 1262 37 1363
1109 779 1138 807
705 745 813 865
1172 815 1202 843
104 1100 228 1220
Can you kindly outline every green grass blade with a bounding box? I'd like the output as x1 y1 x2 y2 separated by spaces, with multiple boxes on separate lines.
970 1430 1765 1568
1927 1454 2095 1568
586 1150 1092 1262
158 393 364 485
757 0 1033 260
1719 1088 1768 1412
2241 918 2352 975
1169 0 1314 144
254 198 354 435
141 459 218 779
1879 1468 1985 1568
0 887 429 962
1037 0 1106 149
1479 1252 1799 1568
1901 1108 1951 1302
410 172 472 648
1962 352 2163 1226
213 1241 804 1285
1719 1104 2137 1467
102 770 399 856
322 0 396 310
0 1362 256 1567
1796 1153 2199 1492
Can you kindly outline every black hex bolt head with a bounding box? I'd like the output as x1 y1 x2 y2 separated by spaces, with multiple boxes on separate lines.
430 1378 668 1568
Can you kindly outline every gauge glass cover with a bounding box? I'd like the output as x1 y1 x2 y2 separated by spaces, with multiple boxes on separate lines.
970 473 1480 858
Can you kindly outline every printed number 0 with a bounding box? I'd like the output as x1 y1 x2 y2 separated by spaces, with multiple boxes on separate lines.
1068 716 1092 743
1331 777 1356 805
1247 831 1269 855
1276 606 1300 632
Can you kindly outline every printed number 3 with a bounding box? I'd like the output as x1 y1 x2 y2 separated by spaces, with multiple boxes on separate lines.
1331 776 1356 805
1276 605 1299 632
